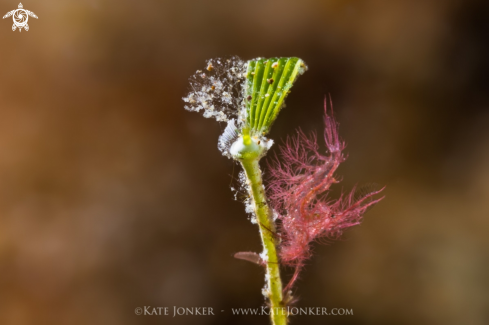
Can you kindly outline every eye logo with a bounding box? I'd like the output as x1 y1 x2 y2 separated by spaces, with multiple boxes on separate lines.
3 3 38 32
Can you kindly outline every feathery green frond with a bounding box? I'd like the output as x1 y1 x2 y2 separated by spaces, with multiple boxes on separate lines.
244 57 307 135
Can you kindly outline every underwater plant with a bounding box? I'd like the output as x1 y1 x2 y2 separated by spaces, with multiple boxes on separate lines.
183 56 384 325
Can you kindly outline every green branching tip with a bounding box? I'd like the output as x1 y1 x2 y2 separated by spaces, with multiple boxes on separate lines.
244 57 307 135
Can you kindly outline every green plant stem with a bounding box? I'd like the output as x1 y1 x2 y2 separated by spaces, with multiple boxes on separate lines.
240 157 286 325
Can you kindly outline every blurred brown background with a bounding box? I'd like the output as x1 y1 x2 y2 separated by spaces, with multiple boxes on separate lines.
0 0 488 324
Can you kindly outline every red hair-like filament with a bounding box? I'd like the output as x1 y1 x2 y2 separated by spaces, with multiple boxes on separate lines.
267 97 384 292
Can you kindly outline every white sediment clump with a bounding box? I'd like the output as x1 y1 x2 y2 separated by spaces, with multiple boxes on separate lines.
183 56 247 123
218 119 239 159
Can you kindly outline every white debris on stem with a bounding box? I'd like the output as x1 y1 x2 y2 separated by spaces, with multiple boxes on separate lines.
259 249 269 263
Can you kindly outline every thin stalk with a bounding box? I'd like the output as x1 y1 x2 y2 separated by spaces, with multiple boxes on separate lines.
240 157 286 325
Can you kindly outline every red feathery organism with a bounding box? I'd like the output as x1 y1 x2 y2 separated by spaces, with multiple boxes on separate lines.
267 97 384 292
